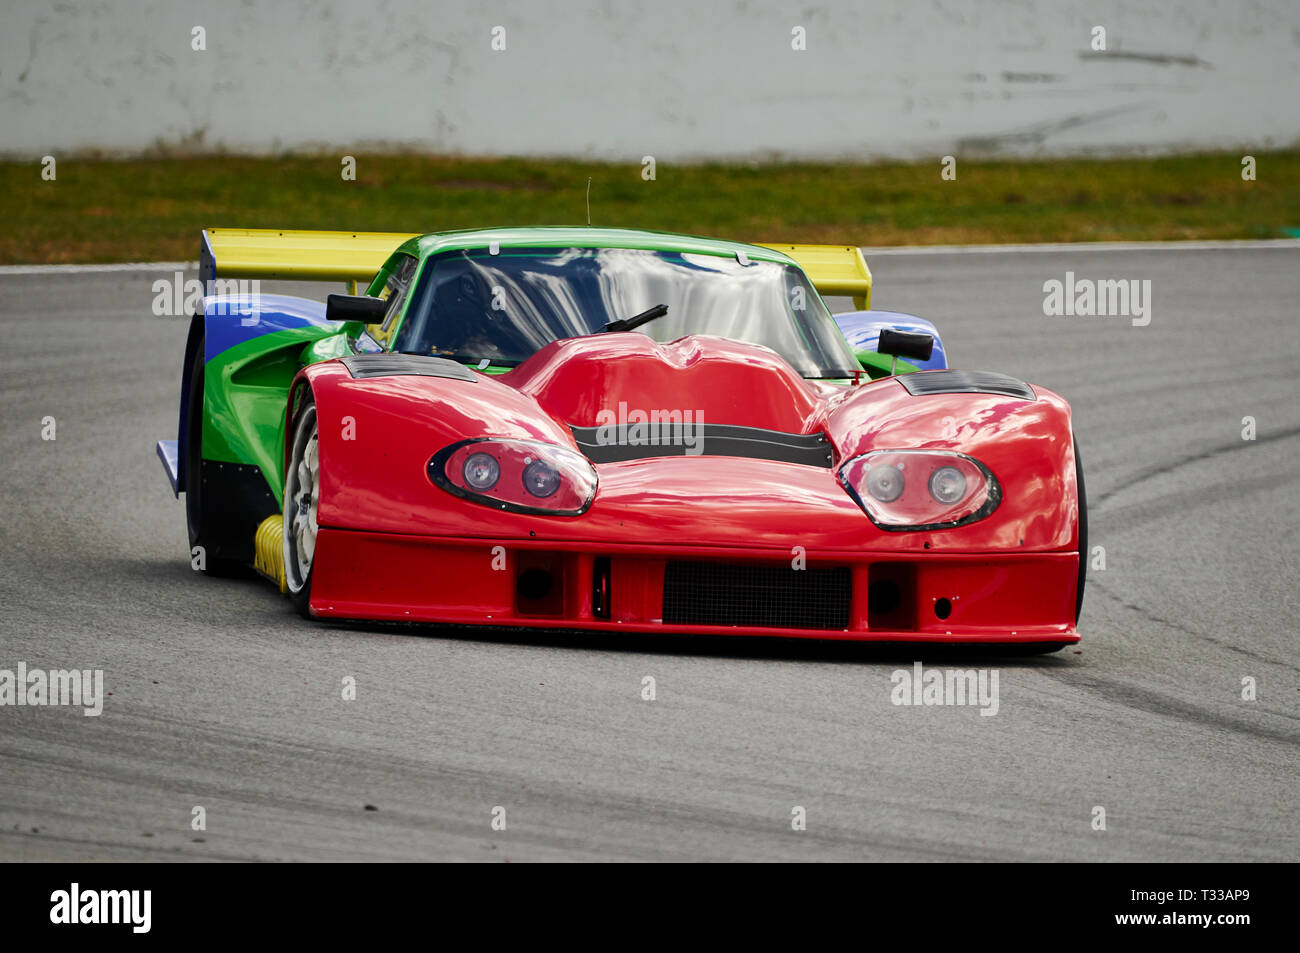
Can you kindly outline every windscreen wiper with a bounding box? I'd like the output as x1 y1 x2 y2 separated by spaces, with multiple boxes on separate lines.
602 303 668 334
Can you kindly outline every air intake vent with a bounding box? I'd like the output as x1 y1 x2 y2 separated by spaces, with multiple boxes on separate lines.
340 354 478 382
898 370 1034 400
662 561 851 630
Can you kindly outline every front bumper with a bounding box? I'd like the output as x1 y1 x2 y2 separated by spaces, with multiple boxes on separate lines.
308 529 1080 643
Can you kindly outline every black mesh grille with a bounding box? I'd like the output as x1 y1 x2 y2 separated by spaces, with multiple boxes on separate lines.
570 423 833 467
662 561 851 630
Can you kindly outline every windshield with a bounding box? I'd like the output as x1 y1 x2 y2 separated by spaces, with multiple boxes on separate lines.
392 247 861 378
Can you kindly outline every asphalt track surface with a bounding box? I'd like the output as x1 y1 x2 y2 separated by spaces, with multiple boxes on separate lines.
0 244 1296 861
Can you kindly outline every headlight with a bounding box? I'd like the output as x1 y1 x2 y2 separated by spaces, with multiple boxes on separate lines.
838 449 999 531
928 465 966 504
430 438 596 516
865 463 905 502
522 458 561 498
463 452 501 491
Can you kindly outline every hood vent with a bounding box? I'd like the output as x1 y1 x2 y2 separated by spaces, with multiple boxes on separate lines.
899 370 1034 401
340 354 478 382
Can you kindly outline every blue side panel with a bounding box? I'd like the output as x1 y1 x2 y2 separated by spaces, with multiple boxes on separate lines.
834 310 948 370
203 293 331 360
156 439 180 497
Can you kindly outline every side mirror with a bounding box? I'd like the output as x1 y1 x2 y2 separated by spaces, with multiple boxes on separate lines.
877 328 934 375
326 294 388 324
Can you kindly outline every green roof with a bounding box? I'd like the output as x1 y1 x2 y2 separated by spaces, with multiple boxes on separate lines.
397 226 797 265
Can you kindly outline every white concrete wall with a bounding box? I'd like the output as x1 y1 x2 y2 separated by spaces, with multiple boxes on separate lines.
2 0 1297 160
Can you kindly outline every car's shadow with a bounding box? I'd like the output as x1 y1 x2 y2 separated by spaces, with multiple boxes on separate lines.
320 617 1080 667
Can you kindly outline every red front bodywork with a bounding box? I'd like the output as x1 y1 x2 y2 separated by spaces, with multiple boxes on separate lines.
290 334 1082 643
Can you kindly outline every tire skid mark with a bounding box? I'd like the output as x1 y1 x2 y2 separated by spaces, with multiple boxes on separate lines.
1088 577 1299 673
1094 424 1300 509
1046 659 1300 750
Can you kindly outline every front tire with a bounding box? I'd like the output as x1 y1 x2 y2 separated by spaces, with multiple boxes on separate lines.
1074 439 1087 625
284 393 320 618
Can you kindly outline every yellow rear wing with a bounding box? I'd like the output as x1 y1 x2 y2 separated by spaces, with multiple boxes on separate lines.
200 228 872 307
756 243 872 310
200 228 417 292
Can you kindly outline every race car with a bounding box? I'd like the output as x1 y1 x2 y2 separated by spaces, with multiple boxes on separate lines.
157 226 1085 651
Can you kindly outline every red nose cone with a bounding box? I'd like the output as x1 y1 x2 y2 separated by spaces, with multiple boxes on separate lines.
501 333 823 431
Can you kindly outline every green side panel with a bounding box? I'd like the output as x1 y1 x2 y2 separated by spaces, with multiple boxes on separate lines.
201 324 359 506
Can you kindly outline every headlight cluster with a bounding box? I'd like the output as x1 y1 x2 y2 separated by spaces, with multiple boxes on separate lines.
430 438 597 516
838 449 999 531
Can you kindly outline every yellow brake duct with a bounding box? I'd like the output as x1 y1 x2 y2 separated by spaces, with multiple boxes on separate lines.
254 515 287 594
